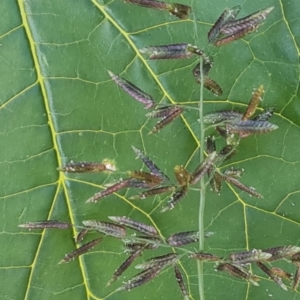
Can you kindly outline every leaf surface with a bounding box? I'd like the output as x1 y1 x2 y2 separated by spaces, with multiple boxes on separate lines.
1 0 300 299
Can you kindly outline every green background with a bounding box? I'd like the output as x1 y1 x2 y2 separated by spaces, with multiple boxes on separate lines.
1 0 300 299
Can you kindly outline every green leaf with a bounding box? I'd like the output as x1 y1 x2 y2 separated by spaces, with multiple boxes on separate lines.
2 0 300 299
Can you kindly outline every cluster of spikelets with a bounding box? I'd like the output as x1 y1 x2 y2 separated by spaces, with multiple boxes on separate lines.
17 1 286 297
18 217 300 293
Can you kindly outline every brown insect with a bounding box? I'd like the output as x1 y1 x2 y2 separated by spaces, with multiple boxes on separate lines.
58 161 115 173
189 252 219 261
256 261 287 290
242 85 264 121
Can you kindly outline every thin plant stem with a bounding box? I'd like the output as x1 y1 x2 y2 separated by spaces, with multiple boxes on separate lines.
191 3 206 300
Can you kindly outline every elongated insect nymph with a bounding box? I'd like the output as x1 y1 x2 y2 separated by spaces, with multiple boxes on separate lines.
58 161 116 173
242 85 264 121
59 238 102 264
108 216 158 236
123 235 162 253
217 263 259 286
256 261 287 290
167 3 191 19
18 220 71 230
189 151 217 185
131 146 170 182
107 248 143 286
108 70 155 109
129 185 175 200
82 220 127 238
270 267 292 281
135 253 179 269
140 43 203 59
174 266 189 300
167 231 199 246
189 252 220 261
228 249 272 264
86 179 130 203
174 165 190 186
150 106 184 134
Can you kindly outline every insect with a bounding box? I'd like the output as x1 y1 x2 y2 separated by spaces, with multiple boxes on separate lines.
242 85 264 121
256 261 287 290
59 238 102 264
189 252 220 261
58 161 115 173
